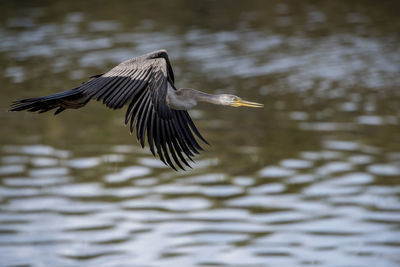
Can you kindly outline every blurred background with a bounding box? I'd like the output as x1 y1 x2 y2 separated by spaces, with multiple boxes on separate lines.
1 0 400 266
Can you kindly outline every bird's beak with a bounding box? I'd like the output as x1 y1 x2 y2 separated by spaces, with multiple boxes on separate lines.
233 98 264 108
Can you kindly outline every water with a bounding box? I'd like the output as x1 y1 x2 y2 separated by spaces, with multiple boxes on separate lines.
1 1 400 266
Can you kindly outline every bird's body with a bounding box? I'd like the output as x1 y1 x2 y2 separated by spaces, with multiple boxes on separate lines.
9 50 263 170
166 85 197 110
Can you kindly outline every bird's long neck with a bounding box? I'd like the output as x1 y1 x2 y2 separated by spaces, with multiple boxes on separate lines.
167 87 221 110
183 88 221 105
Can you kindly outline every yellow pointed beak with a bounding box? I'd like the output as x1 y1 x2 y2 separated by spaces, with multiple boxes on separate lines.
233 98 264 108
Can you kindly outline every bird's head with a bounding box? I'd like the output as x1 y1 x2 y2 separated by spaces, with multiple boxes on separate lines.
218 94 264 108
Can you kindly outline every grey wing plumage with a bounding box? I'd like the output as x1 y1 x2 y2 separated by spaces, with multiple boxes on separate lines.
78 50 208 170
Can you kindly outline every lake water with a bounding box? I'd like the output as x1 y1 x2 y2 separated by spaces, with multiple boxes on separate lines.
1 1 400 266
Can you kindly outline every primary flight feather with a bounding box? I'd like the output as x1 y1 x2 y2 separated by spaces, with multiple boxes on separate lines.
9 50 263 170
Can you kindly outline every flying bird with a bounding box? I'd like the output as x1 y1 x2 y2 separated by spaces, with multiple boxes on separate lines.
9 50 263 170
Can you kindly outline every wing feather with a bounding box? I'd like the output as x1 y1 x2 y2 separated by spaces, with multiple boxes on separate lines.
106 70 139 108
182 111 210 146
175 111 203 152
169 117 195 160
136 94 152 147
152 113 167 165
166 120 191 168
158 119 176 171
163 120 184 170
129 91 148 133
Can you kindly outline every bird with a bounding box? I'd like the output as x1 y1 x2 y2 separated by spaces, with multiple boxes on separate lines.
9 50 263 170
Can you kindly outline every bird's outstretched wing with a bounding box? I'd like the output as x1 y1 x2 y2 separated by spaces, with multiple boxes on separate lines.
9 50 208 170
78 50 208 170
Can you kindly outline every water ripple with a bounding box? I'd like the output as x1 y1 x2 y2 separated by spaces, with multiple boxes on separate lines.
104 166 151 183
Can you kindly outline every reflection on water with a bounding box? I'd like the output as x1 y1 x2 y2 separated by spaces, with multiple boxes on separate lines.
1 1 400 266
1 143 399 266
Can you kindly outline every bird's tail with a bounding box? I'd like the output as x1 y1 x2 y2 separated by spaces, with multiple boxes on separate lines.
9 89 89 115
